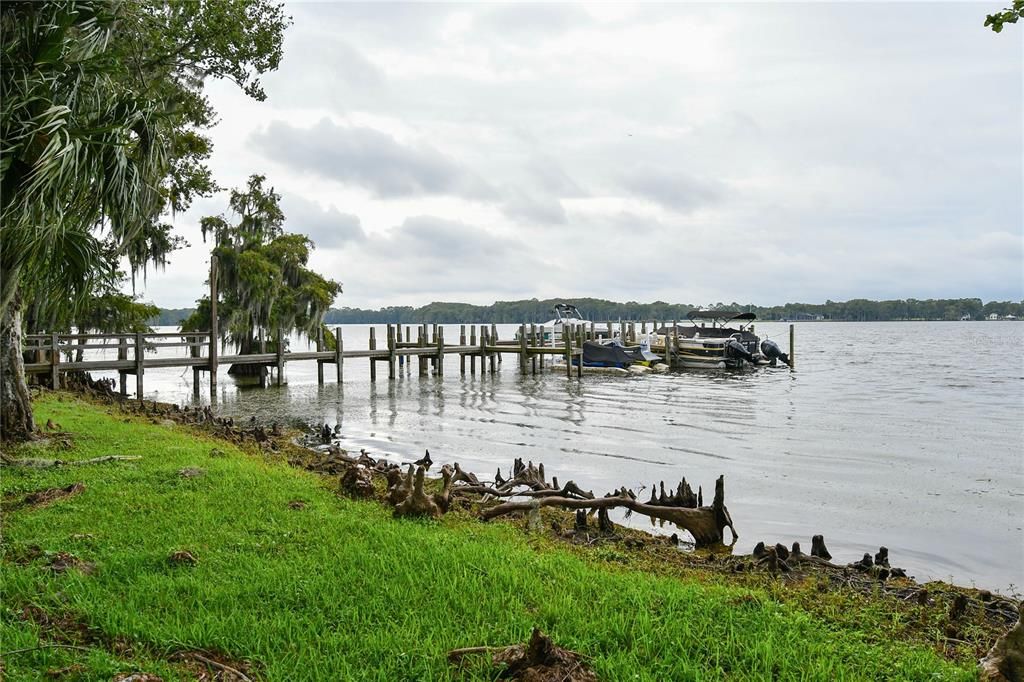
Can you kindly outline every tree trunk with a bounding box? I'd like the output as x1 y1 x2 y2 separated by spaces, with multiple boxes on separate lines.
1 293 37 441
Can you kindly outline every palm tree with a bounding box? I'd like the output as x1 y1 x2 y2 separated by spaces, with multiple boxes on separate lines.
0 0 288 440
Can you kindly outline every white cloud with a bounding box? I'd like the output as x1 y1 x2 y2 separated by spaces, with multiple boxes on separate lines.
133 2 1023 309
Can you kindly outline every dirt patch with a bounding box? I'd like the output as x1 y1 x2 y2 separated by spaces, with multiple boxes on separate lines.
171 650 258 681
46 663 87 678
177 467 205 478
2 477 86 509
287 500 307 510
168 550 199 567
23 482 86 509
47 551 96 575
449 628 597 682
19 604 259 680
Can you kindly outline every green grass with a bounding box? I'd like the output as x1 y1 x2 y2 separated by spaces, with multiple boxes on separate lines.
0 396 973 680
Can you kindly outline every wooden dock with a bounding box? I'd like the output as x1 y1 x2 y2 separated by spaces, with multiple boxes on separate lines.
22 323 585 402
23 321 795 402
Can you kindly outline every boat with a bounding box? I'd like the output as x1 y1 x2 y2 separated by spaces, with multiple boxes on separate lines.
652 311 765 369
520 304 614 344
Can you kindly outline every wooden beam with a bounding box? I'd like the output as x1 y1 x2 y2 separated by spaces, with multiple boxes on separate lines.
369 326 377 381
335 327 344 383
275 327 284 386
134 332 144 402
316 326 325 385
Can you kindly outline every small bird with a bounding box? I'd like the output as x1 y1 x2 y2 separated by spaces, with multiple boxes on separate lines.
413 449 432 469
45 418 58 431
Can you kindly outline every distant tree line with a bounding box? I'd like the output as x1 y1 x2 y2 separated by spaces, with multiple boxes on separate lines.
150 297 1024 326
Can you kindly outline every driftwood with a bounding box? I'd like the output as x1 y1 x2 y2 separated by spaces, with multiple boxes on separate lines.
482 475 737 547
980 603 1024 681
448 627 597 682
451 480 594 501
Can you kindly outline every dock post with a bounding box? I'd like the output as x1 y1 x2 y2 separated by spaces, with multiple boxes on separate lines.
49 332 60 390
789 324 795 369
369 326 377 381
275 327 284 386
469 326 477 374
335 327 344 383
316 326 325 385
606 321 613 339
118 336 128 397
387 324 396 380
134 332 144 402
421 324 429 376
459 324 466 375
404 326 411 374
397 325 404 372
589 321 595 342
564 330 572 378
436 326 445 375
532 323 540 372
641 320 647 335
518 324 528 375
576 327 583 378
491 325 499 372
430 324 438 371
209 256 218 399
539 325 545 369
191 334 201 400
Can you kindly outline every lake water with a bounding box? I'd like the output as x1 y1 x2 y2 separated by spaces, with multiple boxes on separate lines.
94 322 1024 591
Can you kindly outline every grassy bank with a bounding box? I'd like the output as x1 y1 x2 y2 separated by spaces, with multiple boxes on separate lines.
1 396 976 680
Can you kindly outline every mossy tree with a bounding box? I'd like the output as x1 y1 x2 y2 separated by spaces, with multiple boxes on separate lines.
182 175 341 374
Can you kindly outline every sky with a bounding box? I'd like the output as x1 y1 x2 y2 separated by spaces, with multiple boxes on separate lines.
136 2 1023 309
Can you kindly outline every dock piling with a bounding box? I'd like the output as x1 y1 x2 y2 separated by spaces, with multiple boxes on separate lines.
789 324 795 369
335 327 344 383
134 331 144 401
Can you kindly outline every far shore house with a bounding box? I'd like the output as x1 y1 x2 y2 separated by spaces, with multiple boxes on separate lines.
988 313 1000 320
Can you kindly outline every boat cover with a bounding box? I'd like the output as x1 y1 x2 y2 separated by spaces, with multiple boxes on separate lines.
580 340 634 367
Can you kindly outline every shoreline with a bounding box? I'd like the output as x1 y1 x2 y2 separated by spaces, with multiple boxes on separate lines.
3 388 1020 679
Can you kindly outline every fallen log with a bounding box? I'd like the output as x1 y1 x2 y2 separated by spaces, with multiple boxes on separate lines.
481 475 736 547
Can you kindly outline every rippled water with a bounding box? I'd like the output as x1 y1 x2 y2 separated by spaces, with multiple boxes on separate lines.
96 322 1024 591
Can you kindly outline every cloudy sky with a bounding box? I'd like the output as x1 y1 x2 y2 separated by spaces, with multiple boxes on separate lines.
138 2 1023 309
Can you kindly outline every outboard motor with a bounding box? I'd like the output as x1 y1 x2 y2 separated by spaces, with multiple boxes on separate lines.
760 339 790 366
726 337 754 363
